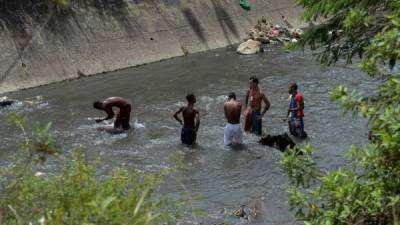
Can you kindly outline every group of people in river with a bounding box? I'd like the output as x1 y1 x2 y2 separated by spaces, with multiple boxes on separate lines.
93 76 306 146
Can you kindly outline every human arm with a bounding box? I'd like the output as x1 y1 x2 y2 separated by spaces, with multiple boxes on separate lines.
173 107 183 125
223 103 228 119
259 93 270 120
194 110 200 132
95 107 114 122
245 90 249 108
284 111 290 122
286 95 291 119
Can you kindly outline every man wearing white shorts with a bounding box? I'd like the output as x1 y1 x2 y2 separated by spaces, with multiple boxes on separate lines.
224 92 243 145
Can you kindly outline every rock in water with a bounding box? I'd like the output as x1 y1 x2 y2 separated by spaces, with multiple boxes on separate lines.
236 39 261 55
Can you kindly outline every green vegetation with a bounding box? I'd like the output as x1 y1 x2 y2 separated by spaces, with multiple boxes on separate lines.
0 113 183 225
281 0 400 224
51 0 70 9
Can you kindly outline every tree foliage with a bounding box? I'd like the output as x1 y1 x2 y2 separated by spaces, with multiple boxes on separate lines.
51 0 70 9
281 0 400 224
0 113 183 225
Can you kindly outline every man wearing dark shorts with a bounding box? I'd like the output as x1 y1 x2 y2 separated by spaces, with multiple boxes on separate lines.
93 97 132 130
245 76 271 136
173 93 200 145
286 83 306 138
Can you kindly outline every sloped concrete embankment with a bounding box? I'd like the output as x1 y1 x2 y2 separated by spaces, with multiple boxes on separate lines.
0 0 303 94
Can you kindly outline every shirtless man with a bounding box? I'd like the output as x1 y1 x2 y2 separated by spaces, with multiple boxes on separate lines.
93 97 132 130
223 92 243 146
245 76 271 136
173 93 200 145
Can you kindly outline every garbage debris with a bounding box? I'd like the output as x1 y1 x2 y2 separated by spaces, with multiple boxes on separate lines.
239 0 251 11
232 204 257 221
237 16 304 55
0 96 15 108
0 95 45 109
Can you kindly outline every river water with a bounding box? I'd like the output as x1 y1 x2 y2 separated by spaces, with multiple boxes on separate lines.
0 46 376 224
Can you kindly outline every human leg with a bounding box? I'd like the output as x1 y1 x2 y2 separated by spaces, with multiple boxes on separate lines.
121 104 131 130
233 125 243 144
251 111 262 136
224 124 233 146
114 111 122 128
181 126 195 145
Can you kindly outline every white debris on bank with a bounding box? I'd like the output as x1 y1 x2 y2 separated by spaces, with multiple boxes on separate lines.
237 16 304 55
236 39 262 55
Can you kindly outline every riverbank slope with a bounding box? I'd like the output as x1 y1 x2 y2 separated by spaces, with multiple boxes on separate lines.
0 0 302 94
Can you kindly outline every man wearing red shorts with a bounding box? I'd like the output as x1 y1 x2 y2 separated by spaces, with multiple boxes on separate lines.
93 97 132 130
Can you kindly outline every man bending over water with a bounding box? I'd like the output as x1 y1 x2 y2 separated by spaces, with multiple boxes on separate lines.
173 93 200 145
224 92 243 146
93 97 132 130
245 76 271 136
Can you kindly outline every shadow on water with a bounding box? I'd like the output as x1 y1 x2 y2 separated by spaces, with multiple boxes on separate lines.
228 143 248 151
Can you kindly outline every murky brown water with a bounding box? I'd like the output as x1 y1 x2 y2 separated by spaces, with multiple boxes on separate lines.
0 46 376 224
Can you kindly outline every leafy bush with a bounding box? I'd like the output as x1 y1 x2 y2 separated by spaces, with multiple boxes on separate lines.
51 0 70 10
281 0 400 224
0 113 182 225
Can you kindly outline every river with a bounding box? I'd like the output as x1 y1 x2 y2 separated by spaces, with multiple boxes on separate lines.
0 46 376 224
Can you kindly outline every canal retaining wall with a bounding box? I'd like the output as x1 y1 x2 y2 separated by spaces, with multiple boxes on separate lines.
0 0 303 94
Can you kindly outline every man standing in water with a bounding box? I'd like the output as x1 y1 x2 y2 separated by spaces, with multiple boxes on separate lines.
224 92 243 146
245 76 271 136
286 83 306 138
173 93 200 145
93 97 132 130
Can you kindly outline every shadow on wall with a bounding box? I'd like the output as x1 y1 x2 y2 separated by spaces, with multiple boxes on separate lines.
0 0 242 83
0 0 76 83
181 8 209 49
0 0 241 50
91 0 141 37
210 0 240 44
0 0 150 48
0 0 144 83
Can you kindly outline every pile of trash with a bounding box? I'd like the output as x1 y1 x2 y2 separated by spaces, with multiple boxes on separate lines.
0 96 15 108
0 95 44 109
237 16 304 55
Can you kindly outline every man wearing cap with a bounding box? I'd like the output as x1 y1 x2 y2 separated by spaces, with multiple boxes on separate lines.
286 83 306 138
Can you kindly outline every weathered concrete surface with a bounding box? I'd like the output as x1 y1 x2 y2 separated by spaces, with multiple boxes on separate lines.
0 0 303 94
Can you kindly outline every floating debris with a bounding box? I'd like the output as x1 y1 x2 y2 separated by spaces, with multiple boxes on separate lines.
232 204 257 221
0 97 14 108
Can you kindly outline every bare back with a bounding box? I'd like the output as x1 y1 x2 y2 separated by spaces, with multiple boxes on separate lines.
224 100 242 124
100 97 130 119
103 97 129 109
